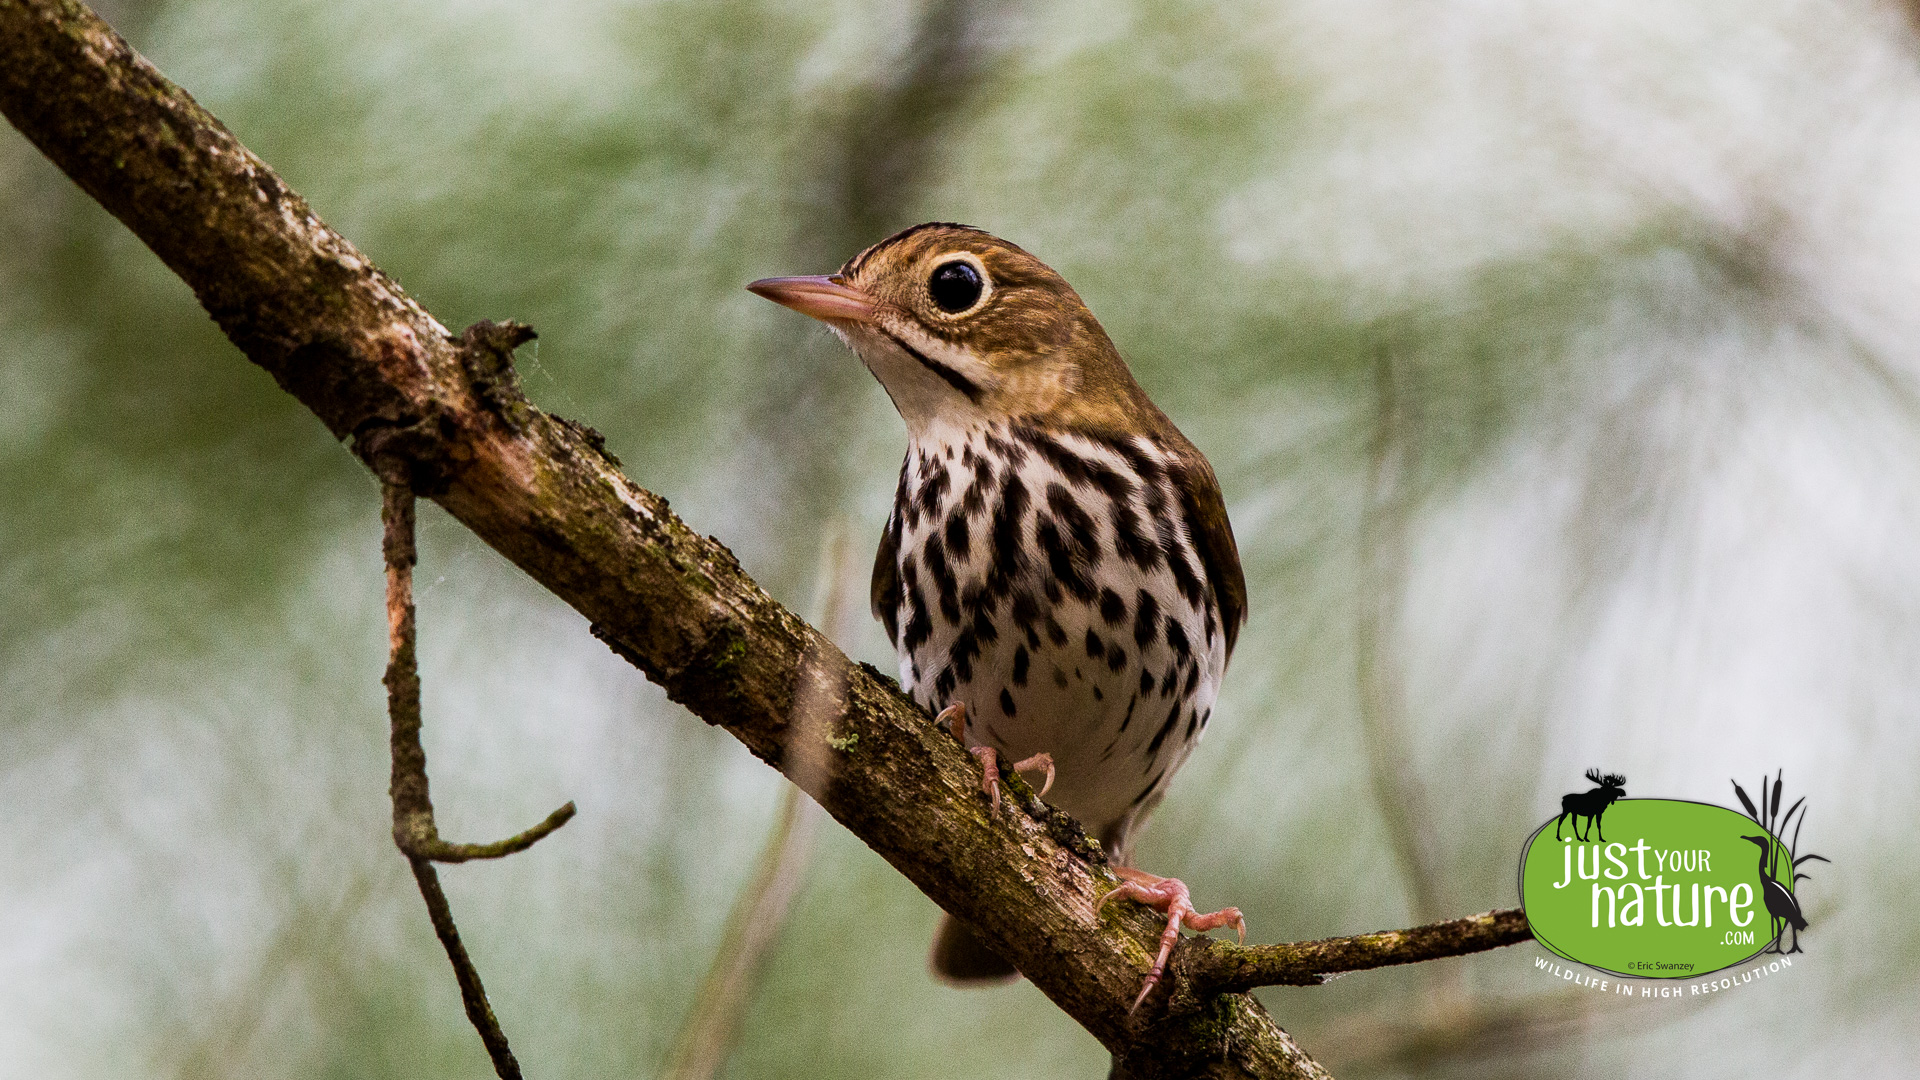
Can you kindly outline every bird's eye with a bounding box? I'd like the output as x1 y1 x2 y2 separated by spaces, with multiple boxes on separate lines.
928 260 984 314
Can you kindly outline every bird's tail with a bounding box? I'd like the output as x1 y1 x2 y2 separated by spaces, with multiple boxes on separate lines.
929 914 1019 985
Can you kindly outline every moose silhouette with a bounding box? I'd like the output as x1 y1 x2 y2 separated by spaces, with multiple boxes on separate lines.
1554 769 1626 842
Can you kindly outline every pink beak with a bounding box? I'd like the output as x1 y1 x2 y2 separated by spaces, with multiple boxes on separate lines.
746 274 877 324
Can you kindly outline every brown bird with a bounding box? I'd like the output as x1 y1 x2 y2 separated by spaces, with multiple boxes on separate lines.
749 223 1247 1009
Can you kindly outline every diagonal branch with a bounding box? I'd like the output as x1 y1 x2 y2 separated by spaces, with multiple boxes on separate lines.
0 3 1533 1076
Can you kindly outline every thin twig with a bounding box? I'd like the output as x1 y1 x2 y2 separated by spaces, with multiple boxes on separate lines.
1183 908 1532 995
406 857 523 1079
382 484 574 1080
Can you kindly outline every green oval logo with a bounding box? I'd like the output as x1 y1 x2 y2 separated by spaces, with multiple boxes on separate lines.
1520 799 1795 978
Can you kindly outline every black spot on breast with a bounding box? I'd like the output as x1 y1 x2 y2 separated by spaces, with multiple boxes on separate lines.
1105 641 1127 672
1145 478 1168 519
961 581 990 620
916 461 950 524
987 473 1029 596
1046 484 1099 558
1099 588 1126 626
1092 686 1104 701
1159 665 1178 698
1053 666 1069 688
1199 708 1211 730
1112 502 1160 570
1043 578 1064 604
982 428 1027 469
934 666 956 699
963 456 994 517
893 458 914 527
1133 590 1160 649
1139 669 1154 695
1165 617 1191 664
1045 615 1068 646
1011 590 1039 631
944 510 970 561
1182 663 1200 700
1100 433 1166 490
1084 628 1103 658
949 628 979 682
1020 425 1133 502
1184 708 1199 740
1119 693 1137 732
903 575 932 653
1039 517 1096 601
1146 701 1182 756
1132 769 1166 806
1012 644 1029 686
923 533 961 625
999 688 1016 717
1165 534 1204 607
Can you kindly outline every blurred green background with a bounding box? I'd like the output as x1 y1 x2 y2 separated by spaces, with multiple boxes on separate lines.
3 0 1915 1076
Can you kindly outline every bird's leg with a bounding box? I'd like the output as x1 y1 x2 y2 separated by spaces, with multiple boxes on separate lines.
1097 866 1245 1013
936 701 1055 810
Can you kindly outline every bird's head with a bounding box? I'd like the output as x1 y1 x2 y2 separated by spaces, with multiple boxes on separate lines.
748 223 1153 437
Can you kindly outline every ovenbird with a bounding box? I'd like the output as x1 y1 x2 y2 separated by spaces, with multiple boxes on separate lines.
750 223 1247 1008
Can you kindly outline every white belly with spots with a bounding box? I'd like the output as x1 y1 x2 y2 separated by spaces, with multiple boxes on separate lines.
879 420 1226 845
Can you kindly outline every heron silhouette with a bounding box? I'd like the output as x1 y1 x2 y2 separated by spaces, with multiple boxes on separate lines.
1741 834 1808 954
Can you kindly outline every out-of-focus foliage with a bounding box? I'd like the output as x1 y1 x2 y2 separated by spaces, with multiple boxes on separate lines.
4 0 1917 1076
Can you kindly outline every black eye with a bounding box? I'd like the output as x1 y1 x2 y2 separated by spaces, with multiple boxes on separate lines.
929 260 984 313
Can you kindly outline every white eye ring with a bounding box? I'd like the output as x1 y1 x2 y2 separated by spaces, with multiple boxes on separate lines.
926 251 992 318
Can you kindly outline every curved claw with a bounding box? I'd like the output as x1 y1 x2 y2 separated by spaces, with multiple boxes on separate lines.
969 745 1002 809
1013 752 1055 798
937 701 968 744
1097 868 1247 1013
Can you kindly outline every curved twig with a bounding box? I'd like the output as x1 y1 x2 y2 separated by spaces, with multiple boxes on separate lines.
382 483 573 1078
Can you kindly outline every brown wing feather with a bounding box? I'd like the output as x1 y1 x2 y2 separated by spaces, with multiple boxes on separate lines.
871 514 902 646
1171 452 1247 660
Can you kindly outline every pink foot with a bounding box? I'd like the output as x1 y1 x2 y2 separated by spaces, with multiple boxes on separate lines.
936 702 1055 809
1097 866 1245 1013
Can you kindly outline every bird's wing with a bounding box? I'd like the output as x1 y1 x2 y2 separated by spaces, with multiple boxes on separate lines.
1172 452 1247 660
871 511 903 646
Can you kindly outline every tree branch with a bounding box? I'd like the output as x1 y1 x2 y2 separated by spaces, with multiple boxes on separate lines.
1182 908 1532 995
0 3 1532 1075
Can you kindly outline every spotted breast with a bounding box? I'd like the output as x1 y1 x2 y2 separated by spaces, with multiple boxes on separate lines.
875 417 1231 861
